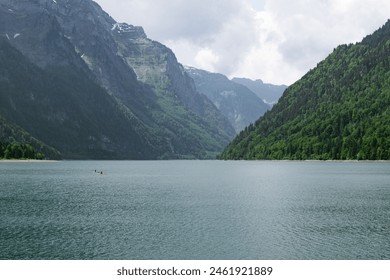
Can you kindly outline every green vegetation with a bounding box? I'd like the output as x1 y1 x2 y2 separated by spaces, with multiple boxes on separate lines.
0 142 45 160
0 115 61 160
219 20 390 160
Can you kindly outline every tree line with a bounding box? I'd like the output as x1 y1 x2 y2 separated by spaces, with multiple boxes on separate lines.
0 142 45 160
219 20 390 160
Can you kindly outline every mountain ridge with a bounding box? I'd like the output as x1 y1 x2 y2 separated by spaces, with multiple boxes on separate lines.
185 66 270 133
219 20 390 160
0 0 235 159
231 77 287 107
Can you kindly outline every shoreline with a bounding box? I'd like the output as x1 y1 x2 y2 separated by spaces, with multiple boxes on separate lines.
307 159 390 163
0 159 388 163
0 159 59 163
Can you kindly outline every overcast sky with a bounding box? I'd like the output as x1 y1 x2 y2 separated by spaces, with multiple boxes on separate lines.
94 0 390 85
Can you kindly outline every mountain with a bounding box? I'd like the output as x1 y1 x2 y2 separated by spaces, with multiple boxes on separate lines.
232 78 287 106
0 114 61 159
0 38 157 159
185 67 270 133
219 20 390 160
0 0 235 159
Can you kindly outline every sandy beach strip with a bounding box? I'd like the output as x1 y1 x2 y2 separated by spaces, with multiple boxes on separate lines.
0 159 59 163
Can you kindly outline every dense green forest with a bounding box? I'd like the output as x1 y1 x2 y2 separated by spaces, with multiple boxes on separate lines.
219 20 390 160
0 142 45 160
0 115 61 160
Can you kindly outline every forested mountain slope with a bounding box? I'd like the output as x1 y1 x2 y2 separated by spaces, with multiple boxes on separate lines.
219 20 390 160
0 114 60 159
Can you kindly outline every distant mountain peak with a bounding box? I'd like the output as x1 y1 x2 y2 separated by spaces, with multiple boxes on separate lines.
232 77 287 106
111 22 146 38
186 67 270 133
255 79 264 84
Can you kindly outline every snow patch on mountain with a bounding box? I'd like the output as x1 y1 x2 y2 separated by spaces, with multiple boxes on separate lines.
111 23 134 33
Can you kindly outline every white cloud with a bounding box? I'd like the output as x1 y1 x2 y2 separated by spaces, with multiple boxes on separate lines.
95 0 390 85
256 0 390 83
95 0 245 41
194 48 220 71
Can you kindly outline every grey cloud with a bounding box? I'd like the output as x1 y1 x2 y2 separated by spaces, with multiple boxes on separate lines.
95 0 260 77
95 0 245 42
95 0 390 84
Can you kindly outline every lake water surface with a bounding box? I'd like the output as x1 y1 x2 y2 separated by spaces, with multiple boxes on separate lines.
0 161 389 259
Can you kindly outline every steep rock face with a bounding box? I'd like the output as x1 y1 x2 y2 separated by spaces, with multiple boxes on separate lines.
0 0 235 159
232 78 287 107
0 1 85 69
220 20 390 160
0 38 156 159
186 67 270 133
111 25 235 149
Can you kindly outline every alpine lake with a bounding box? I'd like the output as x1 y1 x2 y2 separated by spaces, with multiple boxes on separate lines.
0 160 389 260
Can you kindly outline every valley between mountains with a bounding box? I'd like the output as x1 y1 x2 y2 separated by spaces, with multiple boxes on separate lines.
0 0 388 160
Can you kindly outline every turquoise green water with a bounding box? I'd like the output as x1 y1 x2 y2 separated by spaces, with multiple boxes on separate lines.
0 161 389 259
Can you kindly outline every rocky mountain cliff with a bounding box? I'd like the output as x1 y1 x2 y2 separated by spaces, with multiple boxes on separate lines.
220 20 390 160
0 38 156 159
186 67 270 133
0 0 235 159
